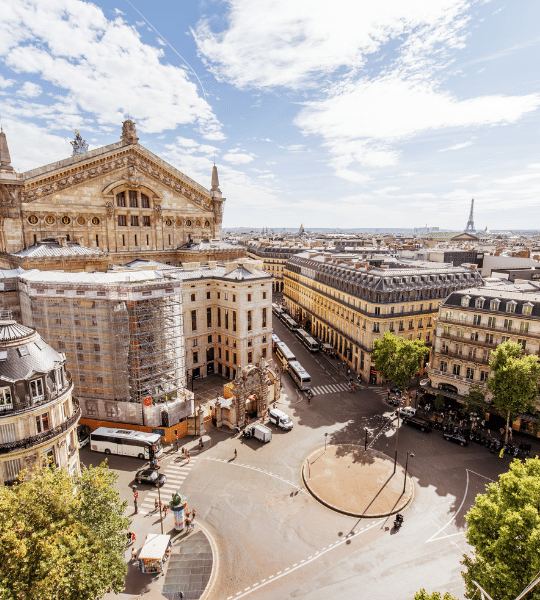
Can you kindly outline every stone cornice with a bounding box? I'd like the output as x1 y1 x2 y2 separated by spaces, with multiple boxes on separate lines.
21 145 214 213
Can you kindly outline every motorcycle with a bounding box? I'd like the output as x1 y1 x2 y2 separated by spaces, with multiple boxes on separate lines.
393 514 404 530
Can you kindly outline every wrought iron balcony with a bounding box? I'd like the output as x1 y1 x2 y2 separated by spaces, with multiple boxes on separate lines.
0 406 81 455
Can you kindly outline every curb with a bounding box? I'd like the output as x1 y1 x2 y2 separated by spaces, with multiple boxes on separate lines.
196 521 219 600
301 444 414 519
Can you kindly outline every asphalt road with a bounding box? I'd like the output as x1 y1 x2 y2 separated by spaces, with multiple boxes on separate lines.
82 315 540 600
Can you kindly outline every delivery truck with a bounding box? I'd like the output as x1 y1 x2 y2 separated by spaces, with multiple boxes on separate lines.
243 424 272 443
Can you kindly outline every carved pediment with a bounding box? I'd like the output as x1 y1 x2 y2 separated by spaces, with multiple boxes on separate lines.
21 147 214 213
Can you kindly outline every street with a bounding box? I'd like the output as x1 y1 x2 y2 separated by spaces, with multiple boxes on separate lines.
84 315 539 600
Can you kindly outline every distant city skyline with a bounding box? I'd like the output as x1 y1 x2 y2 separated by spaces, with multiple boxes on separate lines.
1 0 539 229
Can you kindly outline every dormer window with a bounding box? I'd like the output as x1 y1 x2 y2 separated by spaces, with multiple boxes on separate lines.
461 295 471 308
0 386 13 411
30 378 45 402
523 303 533 316
475 297 485 309
506 301 517 313
490 299 500 311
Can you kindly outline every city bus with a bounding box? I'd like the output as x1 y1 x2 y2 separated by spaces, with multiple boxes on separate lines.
271 333 281 350
272 303 284 318
90 427 163 460
295 328 319 352
281 314 299 331
288 360 312 391
274 341 296 366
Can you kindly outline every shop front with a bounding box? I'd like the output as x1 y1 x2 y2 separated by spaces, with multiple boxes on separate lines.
137 533 172 575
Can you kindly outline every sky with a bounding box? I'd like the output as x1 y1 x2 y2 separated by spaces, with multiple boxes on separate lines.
1 0 539 231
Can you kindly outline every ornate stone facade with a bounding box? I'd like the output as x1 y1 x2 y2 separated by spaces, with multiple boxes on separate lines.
0 122 227 266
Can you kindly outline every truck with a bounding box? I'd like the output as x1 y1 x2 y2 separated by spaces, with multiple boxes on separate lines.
243 424 272 443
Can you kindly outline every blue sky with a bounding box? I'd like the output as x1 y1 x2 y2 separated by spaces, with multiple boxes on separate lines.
1 0 539 230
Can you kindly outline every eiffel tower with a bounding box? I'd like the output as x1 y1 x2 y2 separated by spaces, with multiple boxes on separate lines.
465 198 475 232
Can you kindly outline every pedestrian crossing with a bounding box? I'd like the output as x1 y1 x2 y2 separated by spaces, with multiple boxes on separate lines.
311 382 357 396
138 456 198 515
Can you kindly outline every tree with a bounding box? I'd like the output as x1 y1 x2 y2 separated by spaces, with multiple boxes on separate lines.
462 458 540 600
0 461 129 600
414 590 459 600
487 341 539 444
372 333 430 403
462 384 488 419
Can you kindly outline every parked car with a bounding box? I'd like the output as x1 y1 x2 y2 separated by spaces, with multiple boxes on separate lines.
390 386 402 395
443 432 468 446
135 469 167 487
405 416 432 432
397 407 416 419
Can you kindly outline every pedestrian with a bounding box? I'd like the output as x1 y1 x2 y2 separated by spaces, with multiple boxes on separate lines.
509 430 513 442
387 389 390 400
186 516 191 531
347 368 351 376
187 450 191 463
154 499 159 511
415 391 419 400
192 508 197 520
181 446 185 455
131 547 137 561
247 417 250 426
234 448 237 459
175 434 179 451
163 505 168 518
357 374 361 383
159 500 163 512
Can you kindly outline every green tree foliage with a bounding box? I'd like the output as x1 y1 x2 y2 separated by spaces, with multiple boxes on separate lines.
462 384 488 418
462 458 540 600
414 590 459 600
0 462 129 600
434 394 445 412
372 333 430 399
488 341 539 444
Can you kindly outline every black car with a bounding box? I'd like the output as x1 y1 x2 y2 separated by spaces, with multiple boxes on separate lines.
443 432 468 446
135 469 167 487
406 416 432 433
390 386 402 395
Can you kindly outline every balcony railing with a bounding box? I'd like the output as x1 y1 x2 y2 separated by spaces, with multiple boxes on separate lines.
0 406 81 455
0 382 73 417
437 317 537 339
426 366 487 388
436 348 491 365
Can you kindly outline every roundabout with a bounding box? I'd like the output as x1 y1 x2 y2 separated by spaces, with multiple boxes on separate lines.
302 444 414 517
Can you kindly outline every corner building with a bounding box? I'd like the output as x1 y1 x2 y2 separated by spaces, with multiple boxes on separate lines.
284 251 483 383
0 313 80 485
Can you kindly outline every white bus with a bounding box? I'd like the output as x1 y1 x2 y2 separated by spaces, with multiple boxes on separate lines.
281 314 299 331
90 427 163 460
272 303 284 318
271 333 281 350
288 361 312 391
275 341 296 366
295 328 319 352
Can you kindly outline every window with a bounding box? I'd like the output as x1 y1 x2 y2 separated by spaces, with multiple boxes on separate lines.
473 314 481 326
445 311 453 319
207 291 211 299
453 364 461 376
440 361 448 372
217 292 221 300
461 297 469 307
225 310 229 330
520 321 530 334
262 307 267 328
233 353 237 364
486 333 494 344
457 329 464 338
263 292 267 300
208 335 212 343
36 412 49 433
503 319 513 331
233 311 237 332
58 341 65 350
193 351 198 363
247 338 252 347
408 320 414 330
262 335 266 343
191 293 196 302
507 302 516 313
0 387 13 410
191 310 197 331
475 298 485 309
193 339 198 347
487 317 496 328
518 339 527 350
97 376 103 384
218 348 222 358
116 191 126 207
224 293 228 301
247 294 252 302
226 350 229 362
418 318 423 328
466 368 474 380
248 351 253 363
490 299 500 311
207 308 212 328
129 190 138 207
247 310 252 331
373 322 380 333
141 193 150 208
130 215 139 227
118 215 127 227
217 308 221 328
480 371 488 382
399 320 404 331
389 323 395 332
374 307 381 316
262 348 267 358
77 342 83 351
94 343 100 353
143 215 150 227
471 331 479 341
523 304 533 316
426 332 430 342
30 379 44 401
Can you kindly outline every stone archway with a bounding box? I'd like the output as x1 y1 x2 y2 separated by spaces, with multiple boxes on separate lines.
229 363 270 427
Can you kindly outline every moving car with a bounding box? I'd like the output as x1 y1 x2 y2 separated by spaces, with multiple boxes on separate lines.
397 406 416 418
268 408 293 430
405 416 432 432
135 469 167 487
443 432 468 446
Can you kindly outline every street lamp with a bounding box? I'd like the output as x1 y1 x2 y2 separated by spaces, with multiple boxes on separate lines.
364 428 369 451
132 485 138 514
154 464 164 534
403 452 415 494
325 432 329 452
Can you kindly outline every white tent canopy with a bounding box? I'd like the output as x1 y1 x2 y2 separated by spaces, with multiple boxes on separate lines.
138 534 170 560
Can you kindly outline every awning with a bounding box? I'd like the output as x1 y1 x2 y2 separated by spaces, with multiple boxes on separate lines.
420 382 465 402
138 534 170 560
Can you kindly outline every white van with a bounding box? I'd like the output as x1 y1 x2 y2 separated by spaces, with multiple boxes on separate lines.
397 406 416 418
268 408 293 431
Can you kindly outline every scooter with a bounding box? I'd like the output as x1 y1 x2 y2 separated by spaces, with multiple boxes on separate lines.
393 514 404 530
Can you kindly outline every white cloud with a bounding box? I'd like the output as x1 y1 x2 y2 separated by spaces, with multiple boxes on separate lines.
0 75 14 88
16 81 42 97
194 0 470 90
0 0 222 135
223 152 255 165
439 141 473 151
